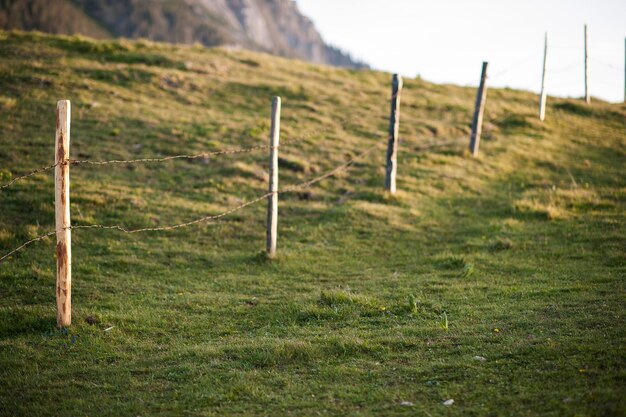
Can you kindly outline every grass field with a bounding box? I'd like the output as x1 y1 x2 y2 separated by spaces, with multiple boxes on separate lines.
0 31 625 416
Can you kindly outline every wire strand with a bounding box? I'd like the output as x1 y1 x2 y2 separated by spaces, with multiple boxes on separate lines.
0 163 59 191
592 59 623 73
0 138 464 263
0 136 311 191
0 140 378 263
489 52 541 80
69 144 271 166
549 61 583 74
0 231 57 263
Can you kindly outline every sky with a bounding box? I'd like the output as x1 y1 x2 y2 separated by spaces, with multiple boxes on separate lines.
296 0 625 103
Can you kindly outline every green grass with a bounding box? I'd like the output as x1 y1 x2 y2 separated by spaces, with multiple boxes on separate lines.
0 31 625 416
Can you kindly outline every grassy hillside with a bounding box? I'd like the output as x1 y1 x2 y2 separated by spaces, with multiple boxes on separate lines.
0 31 624 416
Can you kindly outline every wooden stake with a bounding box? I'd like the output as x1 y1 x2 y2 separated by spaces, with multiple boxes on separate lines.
55 100 71 328
584 24 590 104
539 32 549 121
469 62 488 157
385 74 403 194
266 97 281 258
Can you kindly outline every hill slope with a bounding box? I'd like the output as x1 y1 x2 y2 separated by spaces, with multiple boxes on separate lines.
0 31 625 416
0 0 366 68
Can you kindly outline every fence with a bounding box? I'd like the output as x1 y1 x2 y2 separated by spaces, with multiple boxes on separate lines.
1 25 623 327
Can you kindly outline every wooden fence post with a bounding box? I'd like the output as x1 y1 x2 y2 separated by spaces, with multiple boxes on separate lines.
584 24 590 104
266 97 281 258
539 32 549 121
55 100 71 327
469 62 488 157
385 74 403 194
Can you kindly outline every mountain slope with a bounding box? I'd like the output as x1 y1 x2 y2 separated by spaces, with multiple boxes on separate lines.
0 0 110 38
0 32 624 416
0 0 366 68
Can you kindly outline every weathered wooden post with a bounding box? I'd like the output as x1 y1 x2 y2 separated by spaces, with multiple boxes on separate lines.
384 74 403 194
266 97 281 258
469 62 488 157
584 24 590 104
539 32 549 121
55 100 71 327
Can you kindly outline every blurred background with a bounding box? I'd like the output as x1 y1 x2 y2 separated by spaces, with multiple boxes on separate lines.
297 0 626 103
1 0 624 102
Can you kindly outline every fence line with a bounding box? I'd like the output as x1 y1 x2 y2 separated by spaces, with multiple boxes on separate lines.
2 24 623 327
0 135 315 192
0 139 382 263
0 136 461 264
0 108 459 266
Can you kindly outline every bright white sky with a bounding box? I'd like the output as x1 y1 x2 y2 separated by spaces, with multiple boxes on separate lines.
296 0 625 103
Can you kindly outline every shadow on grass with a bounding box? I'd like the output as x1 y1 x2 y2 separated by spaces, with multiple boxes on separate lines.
0 310 56 339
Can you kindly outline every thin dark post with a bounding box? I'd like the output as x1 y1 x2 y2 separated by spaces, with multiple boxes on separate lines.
385 74 403 194
266 97 281 258
624 37 625 103
469 62 488 157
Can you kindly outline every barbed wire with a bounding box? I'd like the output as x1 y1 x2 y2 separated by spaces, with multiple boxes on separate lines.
0 139 381 263
282 143 380 193
69 144 272 166
592 59 623 73
69 132 320 166
0 163 59 191
549 61 583 74
0 146 271 192
0 230 58 263
0 135 315 192
489 52 541 80
0 137 470 263
71 193 273 234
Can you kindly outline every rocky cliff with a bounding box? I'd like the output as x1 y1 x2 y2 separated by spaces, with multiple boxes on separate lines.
0 0 367 68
